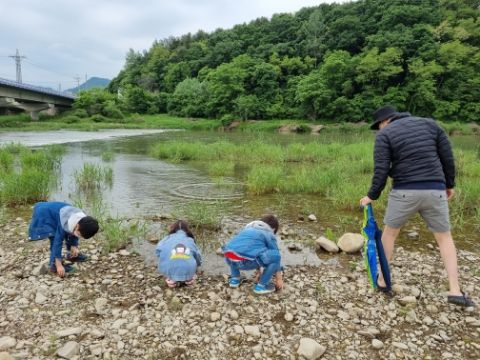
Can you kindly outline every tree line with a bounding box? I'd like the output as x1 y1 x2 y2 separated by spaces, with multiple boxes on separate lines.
76 0 480 123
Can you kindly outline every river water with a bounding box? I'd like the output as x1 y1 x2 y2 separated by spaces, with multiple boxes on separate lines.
1 129 477 273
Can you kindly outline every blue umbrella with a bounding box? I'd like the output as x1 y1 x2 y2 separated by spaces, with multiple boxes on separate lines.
362 204 391 291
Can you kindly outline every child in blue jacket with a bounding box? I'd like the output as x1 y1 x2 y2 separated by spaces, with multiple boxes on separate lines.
28 201 99 277
222 214 283 294
156 220 202 288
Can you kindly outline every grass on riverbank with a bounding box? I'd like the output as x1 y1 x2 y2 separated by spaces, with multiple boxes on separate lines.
1 112 478 136
74 163 113 192
0 144 64 206
150 139 480 223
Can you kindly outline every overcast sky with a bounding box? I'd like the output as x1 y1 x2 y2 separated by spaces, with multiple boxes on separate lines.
0 0 344 90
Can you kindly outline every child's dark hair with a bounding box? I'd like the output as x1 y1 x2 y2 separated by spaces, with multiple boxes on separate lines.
169 220 195 240
261 214 279 234
78 216 99 239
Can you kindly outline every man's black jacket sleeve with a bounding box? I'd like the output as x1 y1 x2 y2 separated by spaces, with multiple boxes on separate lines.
367 132 391 200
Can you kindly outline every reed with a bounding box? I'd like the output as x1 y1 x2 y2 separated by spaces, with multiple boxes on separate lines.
207 161 235 177
74 163 113 192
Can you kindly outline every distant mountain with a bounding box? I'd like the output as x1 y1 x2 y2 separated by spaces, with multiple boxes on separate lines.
67 77 110 93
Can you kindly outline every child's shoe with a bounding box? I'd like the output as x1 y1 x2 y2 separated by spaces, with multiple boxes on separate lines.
253 283 276 294
229 277 241 288
66 252 89 262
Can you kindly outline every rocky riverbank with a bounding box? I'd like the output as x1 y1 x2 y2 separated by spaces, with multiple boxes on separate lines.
0 216 479 360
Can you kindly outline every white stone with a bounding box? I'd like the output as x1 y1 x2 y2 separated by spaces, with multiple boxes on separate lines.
57 341 80 359
315 237 339 253
284 313 294 322
229 310 239 320
337 233 364 253
244 325 260 337
234 325 244 335
35 292 48 305
372 339 384 349
297 338 326 360
210 312 221 322
55 327 83 338
118 249 130 256
398 296 417 306
308 214 317 222
0 338 16 351
94 298 108 314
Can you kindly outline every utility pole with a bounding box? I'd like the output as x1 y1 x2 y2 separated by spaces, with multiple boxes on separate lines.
9 49 26 83
58 83 62 92
74 75 81 89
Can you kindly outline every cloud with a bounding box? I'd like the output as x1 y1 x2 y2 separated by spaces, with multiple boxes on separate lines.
0 0 343 88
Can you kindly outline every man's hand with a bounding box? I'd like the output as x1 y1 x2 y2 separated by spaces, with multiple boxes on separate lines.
55 258 65 278
359 196 373 207
446 188 455 200
70 246 79 258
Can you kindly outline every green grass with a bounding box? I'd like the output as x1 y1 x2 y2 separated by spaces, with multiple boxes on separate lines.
173 200 225 231
101 150 115 162
0 144 63 206
74 163 113 192
207 161 235 177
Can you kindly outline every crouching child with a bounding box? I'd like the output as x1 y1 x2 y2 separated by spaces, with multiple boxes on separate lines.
156 220 202 288
222 214 283 294
28 201 99 277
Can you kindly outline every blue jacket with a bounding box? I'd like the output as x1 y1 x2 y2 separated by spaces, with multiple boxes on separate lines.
28 202 81 265
222 225 280 260
155 230 202 282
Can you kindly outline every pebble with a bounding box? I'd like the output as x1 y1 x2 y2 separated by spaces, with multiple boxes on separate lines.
372 339 384 349
244 325 260 338
57 341 80 359
0 338 16 351
297 338 326 360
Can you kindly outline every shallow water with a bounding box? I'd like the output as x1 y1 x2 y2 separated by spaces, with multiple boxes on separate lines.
1 129 478 272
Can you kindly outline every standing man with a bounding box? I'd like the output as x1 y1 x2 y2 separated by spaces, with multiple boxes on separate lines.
359 105 474 307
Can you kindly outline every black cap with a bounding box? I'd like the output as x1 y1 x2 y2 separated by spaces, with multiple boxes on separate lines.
371 105 398 130
78 216 99 239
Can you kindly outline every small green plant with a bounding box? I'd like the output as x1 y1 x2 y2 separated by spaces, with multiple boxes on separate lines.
174 201 225 231
325 227 335 242
74 163 113 191
101 150 115 162
314 282 325 295
207 161 235 177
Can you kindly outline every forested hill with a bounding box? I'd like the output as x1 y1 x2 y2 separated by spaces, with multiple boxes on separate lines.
108 0 480 123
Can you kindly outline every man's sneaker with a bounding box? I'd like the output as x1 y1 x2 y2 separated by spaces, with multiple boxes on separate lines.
448 292 476 308
229 277 241 288
253 283 276 295
66 252 89 262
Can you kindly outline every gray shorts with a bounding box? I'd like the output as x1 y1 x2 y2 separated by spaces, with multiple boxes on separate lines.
384 189 450 232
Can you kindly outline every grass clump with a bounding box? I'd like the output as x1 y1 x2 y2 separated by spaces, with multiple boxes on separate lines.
207 161 235 177
173 201 225 231
0 144 63 206
74 163 113 192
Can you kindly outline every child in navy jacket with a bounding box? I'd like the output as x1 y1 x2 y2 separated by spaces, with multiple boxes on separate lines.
28 201 99 277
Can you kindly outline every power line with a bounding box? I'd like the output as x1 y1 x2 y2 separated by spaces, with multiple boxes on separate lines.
9 49 26 83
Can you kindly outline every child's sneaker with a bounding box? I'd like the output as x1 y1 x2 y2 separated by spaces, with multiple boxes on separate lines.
253 283 276 294
66 252 89 262
229 277 241 288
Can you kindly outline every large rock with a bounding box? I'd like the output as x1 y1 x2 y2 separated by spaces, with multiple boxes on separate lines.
315 237 339 253
0 337 16 351
337 233 364 253
57 341 80 359
297 338 326 359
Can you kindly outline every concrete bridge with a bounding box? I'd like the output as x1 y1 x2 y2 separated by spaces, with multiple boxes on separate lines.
0 77 75 120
